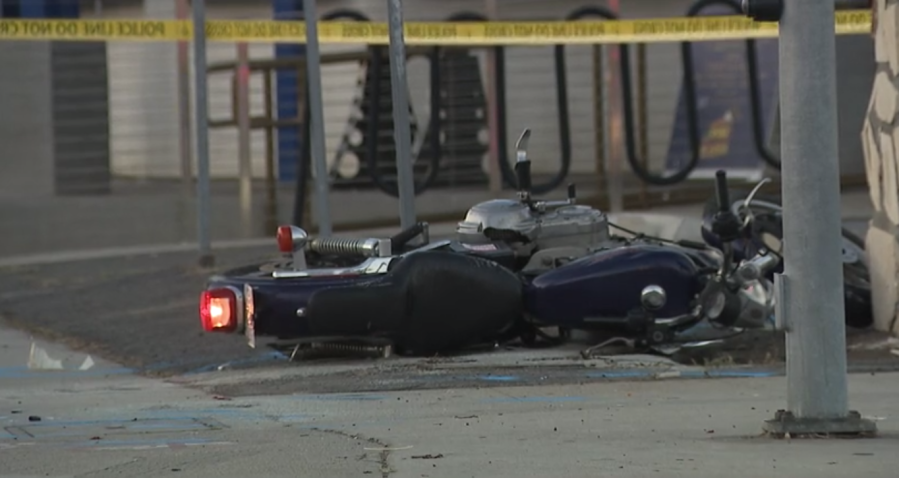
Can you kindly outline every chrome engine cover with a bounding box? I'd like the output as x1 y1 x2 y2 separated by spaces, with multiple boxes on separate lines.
456 199 610 249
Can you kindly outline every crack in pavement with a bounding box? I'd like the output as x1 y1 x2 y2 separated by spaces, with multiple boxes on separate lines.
307 427 397 477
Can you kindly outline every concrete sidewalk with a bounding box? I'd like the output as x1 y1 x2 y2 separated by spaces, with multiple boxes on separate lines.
0 320 896 478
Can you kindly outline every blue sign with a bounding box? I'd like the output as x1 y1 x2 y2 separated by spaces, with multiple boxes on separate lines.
664 8 779 180
273 0 305 182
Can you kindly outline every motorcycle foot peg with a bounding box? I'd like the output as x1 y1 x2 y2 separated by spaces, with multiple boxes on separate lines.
580 337 636 359
625 308 653 332
645 326 672 345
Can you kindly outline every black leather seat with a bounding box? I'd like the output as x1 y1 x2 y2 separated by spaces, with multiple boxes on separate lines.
306 251 524 355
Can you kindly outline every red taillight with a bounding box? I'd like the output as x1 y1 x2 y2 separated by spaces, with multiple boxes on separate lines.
200 288 238 332
276 225 293 253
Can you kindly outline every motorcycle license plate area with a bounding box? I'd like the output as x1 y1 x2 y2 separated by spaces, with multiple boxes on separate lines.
244 283 255 349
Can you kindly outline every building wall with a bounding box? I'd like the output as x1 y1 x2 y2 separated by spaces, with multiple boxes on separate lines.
0 42 54 198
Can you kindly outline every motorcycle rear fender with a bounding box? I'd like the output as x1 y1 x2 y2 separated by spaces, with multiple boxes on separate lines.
206 274 367 339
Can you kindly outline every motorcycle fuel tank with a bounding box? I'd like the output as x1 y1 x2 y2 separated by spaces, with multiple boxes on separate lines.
524 244 702 327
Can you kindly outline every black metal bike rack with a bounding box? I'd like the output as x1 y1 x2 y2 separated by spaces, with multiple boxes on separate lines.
681 0 781 175
366 41 442 197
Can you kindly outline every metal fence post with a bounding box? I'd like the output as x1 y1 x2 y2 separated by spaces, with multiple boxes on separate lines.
755 0 875 436
192 0 214 267
484 0 502 193
236 42 253 238
605 0 624 213
302 0 333 237
387 0 417 229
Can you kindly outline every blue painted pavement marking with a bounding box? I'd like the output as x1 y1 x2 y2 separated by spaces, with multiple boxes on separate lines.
291 393 388 402
0 366 133 379
478 375 520 382
483 396 587 404
679 369 780 378
585 369 661 379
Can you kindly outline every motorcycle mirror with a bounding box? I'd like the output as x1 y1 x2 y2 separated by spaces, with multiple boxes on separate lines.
515 128 531 163
708 169 743 278
740 177 772 228
515 128 533 199
714 170 730 213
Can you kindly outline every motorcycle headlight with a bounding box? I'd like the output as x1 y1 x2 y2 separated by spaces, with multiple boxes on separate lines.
699 280 729 319
704 290 727 319
699 280 742 326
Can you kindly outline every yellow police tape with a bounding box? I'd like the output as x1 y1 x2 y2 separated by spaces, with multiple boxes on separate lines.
0 10 871 45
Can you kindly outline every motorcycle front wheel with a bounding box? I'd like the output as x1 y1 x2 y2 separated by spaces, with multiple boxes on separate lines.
703 192 872 329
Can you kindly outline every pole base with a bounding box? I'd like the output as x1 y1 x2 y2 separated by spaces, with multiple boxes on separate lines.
198 253 216 269
762 410 878 438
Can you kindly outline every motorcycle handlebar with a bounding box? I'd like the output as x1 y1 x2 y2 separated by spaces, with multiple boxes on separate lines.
715 170 730 213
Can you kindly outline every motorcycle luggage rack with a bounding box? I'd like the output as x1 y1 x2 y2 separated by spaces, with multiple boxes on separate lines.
271 239 452 279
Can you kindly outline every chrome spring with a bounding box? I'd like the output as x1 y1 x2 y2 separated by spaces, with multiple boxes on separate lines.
308 238 381 257
311 342 381 353
290 342 393 360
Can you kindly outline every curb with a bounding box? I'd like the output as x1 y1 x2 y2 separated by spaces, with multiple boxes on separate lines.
0 213 871 269
0 223 461 268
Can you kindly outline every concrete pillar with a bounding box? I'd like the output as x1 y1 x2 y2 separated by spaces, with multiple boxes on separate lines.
862 0 899 335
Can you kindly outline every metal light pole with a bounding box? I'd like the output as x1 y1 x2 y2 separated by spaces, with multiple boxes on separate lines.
387 0 417 229
302 0 333 236
177 0 193 242
484 0 502 193
742 0 875 436
192 0 214 267
605 0 624 213
236 42 253 237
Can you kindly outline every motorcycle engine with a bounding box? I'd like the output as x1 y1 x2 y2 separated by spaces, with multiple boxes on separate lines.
456 199 610 250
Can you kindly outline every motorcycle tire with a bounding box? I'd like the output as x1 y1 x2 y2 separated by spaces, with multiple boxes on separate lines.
702 191 873 329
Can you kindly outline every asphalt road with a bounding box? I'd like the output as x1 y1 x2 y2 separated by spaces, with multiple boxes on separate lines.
0 246 276 376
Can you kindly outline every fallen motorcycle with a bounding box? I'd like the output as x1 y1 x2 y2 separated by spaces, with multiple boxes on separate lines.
199 128 872 358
